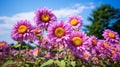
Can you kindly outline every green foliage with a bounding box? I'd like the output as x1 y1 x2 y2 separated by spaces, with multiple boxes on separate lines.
10 42 35 50
85 4 120 39
40 59 54 67
2 60 14 67
71 61 76 67
40 59 76 67
60 60 66 67
54 60 61 66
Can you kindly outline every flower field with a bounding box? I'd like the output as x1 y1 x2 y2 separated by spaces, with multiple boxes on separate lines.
1 8 120 67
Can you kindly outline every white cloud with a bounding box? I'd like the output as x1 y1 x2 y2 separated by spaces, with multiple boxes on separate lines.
54 5 86 18
54 3 94 19
0 3 94 35
0 12 35 29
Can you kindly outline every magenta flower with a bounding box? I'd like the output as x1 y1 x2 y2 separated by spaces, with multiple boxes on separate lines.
25 49 33 57
108 44 120 61
91 56 100 64
102 29 119 43
37 36 53 50
83 51 91 61
11 20 35 42
0 41 11 56
34 8 56 29
33 26 42 35
11 49 19 56
33 48 39 57
47 21 71 44
96 40 111 58
68 31 87 47
68 31 90 60
67 15 82 30
45 52 51 58
87 36 98 55
88 36 98 46
0 41 7 48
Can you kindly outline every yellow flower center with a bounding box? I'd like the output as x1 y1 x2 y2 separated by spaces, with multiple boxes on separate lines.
54 27 65 38
103 42 110 48
35 49 39 56
0 42 6 47
83 52 89 58
33 29 38 34
18 25 27 34
70 19 78 26
92 40 97 46
41 14 50 22
111 50 115 55
72 37 82 46
108 32 115 38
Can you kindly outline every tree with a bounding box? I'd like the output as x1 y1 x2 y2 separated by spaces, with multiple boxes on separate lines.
111 19 120 34
85 4 120 39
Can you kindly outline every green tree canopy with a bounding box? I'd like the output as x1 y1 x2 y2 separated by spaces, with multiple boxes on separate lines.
85 4 120 39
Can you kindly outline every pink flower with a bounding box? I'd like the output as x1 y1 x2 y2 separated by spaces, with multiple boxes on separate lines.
34 8 56 29
67 15 82 30
33 48 39 57
102 29 119 43
68 31 90 61
87 36 98 55
11 20 35 42
47 20 71 44
0 41 11 56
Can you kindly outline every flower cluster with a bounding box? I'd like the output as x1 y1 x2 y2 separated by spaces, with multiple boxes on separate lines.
1 7 120 66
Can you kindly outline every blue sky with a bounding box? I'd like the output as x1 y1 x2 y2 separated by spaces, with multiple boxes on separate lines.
0 0 120 44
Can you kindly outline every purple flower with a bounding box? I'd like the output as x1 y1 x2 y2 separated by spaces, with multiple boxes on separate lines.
26 49 33 57
33 48 39 57
68 31 90 60
102 29 119 43
47 20 71 44
33 26 42 35
0 41 7 48
91 56 100 64
0 41 11 56
67 15 82 30
82 51 91 61
11 49 19 55
45 52 51 58
88 36 98 46
96 40 111 58
11 20 36 42
87 36 98 55
34 8 56 29
68 31 88 47
108 44 120 61
37 36 53 50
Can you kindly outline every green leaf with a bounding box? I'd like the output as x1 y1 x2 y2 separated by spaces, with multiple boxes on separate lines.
14 44 21 48
40 59 54 67
40 57 45 60
24 64 30 67
54 60 61 67
2 60 14 67
60 60 65 67
71 61 76 67
58 49 64 52
100 60 106 67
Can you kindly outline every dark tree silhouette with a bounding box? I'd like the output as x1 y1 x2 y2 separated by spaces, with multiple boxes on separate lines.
85 4 120 39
